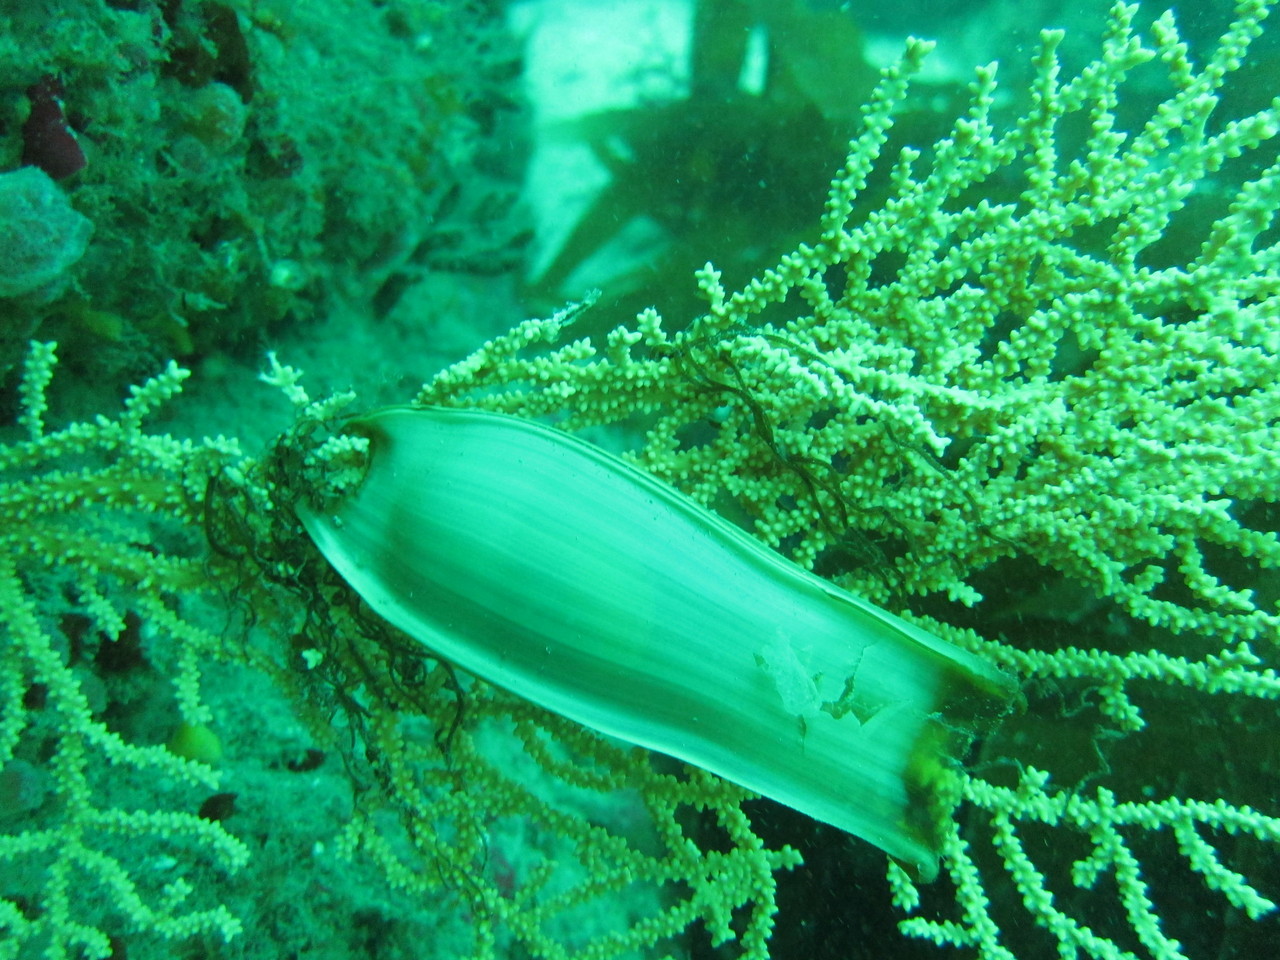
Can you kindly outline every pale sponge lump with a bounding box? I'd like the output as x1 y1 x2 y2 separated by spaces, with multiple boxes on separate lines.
0 166 93 300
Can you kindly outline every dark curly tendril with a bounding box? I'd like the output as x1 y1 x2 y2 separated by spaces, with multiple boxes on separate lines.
200 414 468 774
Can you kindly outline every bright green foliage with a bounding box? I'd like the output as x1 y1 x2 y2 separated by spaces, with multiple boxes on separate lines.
4 2 1280 958
0 345 247 959
419 2 1280 956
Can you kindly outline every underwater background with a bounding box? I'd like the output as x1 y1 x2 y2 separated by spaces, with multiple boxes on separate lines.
2 1 1279 958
